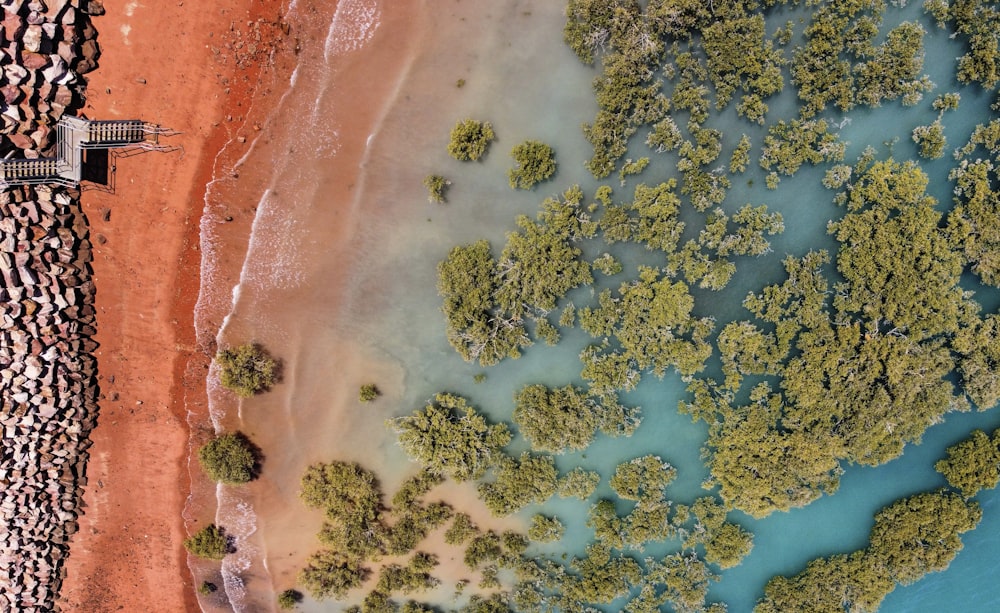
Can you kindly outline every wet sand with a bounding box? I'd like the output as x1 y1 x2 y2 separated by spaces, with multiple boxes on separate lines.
186 0 561 608
62 0 557 609
191 1 441 607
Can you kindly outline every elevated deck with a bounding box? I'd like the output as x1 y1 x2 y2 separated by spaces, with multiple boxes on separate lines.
0 158 61 185
0 116 176 188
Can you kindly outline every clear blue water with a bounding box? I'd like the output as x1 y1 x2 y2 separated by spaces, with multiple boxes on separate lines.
229 0 1000 610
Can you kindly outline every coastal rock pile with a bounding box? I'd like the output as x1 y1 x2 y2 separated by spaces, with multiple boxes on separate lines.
0 1 103 611
0 0 100 159
0 184 96 612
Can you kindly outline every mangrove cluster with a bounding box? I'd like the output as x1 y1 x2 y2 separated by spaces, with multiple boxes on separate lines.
293 0 1000 609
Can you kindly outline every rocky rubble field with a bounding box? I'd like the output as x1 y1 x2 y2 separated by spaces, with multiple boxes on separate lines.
0 0 105 610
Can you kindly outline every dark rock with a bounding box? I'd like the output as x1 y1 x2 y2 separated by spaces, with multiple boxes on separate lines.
73 57 95 75
78 20 96 41
58 6 75 27
22 25 42 53
30 126 51 149
79 38 99 63
37 81 52 102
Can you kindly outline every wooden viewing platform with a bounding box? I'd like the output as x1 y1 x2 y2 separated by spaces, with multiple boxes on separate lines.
0 116 177 188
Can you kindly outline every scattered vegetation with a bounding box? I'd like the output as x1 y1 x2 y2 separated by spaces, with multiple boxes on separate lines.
436 187 595 365
296 462 457 604
374 553 440 595
947 119 1000 290
528 514 565 543
935 429 1000 498
730 134 752 173
277 589 302 610
619 157 649 184
757 491 981 612
926 0 1000 89
913 120 946 159
508 140 556 189
934 92 961 112
579 266 714 394
478 452 558 516
444 512 479 545
448 119 496 161
557 467 600 500
299 550 369 600
198 581 217 596
610 454 676 502
296 0 1000 609
759 118 845 185
512 384 639 454
184 524 230 560
359 384 380 403
198 431 260 485
422 174 450 203
215 343 278 397
300 461 387 560
389 393 511 481
591 252 622 276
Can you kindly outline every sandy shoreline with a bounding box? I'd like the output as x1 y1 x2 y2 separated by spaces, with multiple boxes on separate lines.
59 0 290 610
59 0 525 609
189 2 442 608
36 1 1000 611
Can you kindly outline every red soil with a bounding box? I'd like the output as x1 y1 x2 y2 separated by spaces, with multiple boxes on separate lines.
59 0 291 610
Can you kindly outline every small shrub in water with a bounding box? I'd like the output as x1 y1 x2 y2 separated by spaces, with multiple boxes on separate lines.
198 431 260 485
359 384 381 403
277 589 303 609
422 174 450 203
215 343 278 397
448 119 495 161
508 140 556 189
184 524 230 560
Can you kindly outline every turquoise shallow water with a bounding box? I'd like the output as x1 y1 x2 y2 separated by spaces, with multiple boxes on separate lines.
355 0 1000 610
221 0 1000 610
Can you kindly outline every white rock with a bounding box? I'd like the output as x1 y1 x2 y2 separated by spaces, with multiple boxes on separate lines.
22 25 42 53
59 5 74 26
40 57 66 84
2 63 26 86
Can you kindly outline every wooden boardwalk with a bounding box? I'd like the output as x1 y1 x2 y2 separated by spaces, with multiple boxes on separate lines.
0 116 174 187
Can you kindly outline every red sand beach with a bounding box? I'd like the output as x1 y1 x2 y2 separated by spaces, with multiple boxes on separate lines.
59 0 290 609
58 0 442 609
